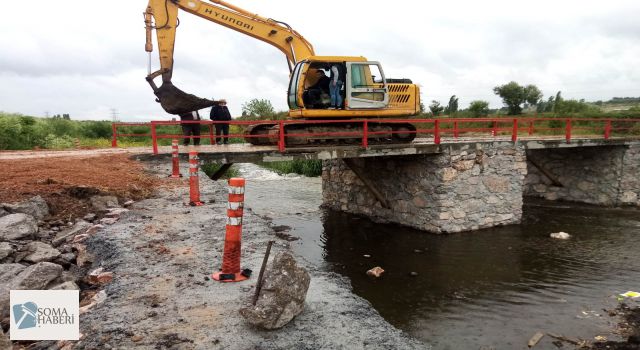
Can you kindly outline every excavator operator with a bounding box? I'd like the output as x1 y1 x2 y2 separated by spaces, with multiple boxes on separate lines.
305 70 331 109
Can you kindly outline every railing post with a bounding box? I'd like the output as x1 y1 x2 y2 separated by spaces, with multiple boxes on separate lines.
565 119 572 143
209 123 215 145
453 121 459 139
278 121 285 152
512 118 518 142
151 122 158 155
604 120 612 140
362 120 369 149
434 119 441 145
492 120 498 137
528 120 534 136
111 123 118 148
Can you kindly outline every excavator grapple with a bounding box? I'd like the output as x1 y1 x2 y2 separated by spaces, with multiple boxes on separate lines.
153 82 216 115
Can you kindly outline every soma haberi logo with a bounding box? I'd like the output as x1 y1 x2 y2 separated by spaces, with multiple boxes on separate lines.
10 290 79 340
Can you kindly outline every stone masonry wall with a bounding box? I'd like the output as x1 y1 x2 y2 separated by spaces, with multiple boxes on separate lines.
524 145 640 206
619 144 640 206
322 143 527 233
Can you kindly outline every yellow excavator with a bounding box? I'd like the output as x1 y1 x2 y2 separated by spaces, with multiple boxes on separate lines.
144 0 421 145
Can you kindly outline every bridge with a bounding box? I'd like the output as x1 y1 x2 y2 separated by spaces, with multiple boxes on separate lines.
110 116 640 233
11 116 637 234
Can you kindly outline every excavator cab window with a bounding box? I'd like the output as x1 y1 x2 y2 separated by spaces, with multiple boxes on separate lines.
288 62 305 109
346 62 389 109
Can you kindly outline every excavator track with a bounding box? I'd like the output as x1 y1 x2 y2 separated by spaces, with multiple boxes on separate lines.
245 121 416 147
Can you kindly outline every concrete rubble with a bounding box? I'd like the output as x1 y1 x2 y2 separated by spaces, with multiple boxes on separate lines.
52 221 92 247
22 241 61 263
240 252 311 329
1 195 49 221
0 213 38 240
0 195 127 348
90 195 119 212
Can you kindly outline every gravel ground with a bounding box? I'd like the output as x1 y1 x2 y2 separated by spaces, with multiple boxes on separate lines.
76 159 426 349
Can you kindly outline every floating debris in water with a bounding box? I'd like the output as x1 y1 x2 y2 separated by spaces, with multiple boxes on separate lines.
366 266 384 278
620 291 640 298
550 231 571 239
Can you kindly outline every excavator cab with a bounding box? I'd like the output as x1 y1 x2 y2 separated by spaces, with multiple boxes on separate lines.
289 57 390 115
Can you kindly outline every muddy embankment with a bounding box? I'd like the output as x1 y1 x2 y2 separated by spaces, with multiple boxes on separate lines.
73 159 425 349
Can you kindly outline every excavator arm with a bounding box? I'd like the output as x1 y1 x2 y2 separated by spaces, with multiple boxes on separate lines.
144 0 315 114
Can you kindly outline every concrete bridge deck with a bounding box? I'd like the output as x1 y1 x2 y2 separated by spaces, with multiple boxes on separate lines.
2 135 637 162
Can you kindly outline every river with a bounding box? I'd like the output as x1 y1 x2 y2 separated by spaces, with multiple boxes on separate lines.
237 163 640 349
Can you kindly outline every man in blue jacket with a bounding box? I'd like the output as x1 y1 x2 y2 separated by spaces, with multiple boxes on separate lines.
210 99 232 145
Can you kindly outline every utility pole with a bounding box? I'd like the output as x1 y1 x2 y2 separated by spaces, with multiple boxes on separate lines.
110 108 119 122
45 111 50 118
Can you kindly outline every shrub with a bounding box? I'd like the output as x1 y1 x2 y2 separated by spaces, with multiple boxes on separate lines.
258 159 323 177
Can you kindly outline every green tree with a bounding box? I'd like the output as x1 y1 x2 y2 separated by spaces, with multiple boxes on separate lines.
429 101 444 116
536 95 555 113
444 95 459 115
241 99 275 119
493 81 543 115
468 100 489 117
553 91 564 113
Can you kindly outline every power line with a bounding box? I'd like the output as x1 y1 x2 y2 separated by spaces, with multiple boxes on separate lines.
110 108 119 122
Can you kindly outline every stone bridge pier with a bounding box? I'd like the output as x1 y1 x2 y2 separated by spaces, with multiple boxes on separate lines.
525 144 640 206
322 142 640 233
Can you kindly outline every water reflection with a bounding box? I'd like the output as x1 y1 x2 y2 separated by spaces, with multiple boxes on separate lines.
320 202 640 349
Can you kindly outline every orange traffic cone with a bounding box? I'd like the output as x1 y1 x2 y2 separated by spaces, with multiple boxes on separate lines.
169 139 183 178
212 178 251 282
188 148 204 206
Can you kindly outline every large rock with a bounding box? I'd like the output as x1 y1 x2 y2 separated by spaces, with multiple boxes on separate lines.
0 213 38 240
0 207 8 218
90 195 119 212
0 263 26 284
239 252 310 329
0 329 11 350
22 242 61 263
0 263 29 318
52 220 91 247
0 242 13 260
50 281 80 290
2 196 49 221
11 262 63 290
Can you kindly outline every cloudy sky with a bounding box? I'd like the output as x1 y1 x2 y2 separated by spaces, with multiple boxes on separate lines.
1 0 639 121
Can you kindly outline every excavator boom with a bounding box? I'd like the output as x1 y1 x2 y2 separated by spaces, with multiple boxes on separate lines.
145 0 315 114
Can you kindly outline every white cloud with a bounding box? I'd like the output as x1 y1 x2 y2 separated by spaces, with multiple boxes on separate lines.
0 0 639 120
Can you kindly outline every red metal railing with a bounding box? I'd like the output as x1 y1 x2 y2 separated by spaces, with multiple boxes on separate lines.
111 117 640 154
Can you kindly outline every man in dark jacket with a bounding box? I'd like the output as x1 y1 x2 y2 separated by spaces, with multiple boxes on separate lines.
210 99 232 145
178 110 202 146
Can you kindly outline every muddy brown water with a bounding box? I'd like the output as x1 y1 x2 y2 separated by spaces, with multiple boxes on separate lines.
238 163 640 349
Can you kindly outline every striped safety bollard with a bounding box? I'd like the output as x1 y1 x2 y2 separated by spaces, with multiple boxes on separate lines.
74 138 81 149
212 178 250 282
188 147 204 206
169 139 182 178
